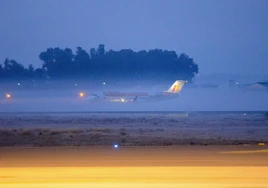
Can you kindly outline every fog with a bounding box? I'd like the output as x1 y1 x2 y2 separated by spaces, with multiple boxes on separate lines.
1 80 267 112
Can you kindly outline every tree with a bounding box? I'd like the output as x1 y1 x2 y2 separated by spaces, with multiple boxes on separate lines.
39 48 74 78
34 68 45 79
26 64 35 78
97 44 105 56
3 44 199 81
0 64 5 79
177 53 199 81
3 58 27 79
74 47 91 77
90 48 97 58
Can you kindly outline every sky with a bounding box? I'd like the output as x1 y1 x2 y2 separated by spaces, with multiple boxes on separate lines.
0 0 267 75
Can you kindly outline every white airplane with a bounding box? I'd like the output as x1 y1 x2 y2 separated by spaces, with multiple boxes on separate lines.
82 80 186 103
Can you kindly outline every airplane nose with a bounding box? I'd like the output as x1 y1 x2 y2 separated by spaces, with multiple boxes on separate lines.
86 96 97 100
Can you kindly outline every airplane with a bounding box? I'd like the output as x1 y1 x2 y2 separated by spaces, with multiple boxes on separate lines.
82 80 186 103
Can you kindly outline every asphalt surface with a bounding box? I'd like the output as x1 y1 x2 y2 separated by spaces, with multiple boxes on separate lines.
0 146 268 188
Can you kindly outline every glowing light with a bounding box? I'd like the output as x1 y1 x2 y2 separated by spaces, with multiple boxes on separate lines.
79 92 84 97
17 82 21 86
75 84 78 86
113 144 119 148
6 93 11 99
121 98 125 102
103 82 106 85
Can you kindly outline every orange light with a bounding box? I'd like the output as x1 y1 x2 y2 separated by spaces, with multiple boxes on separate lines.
6 93 11 99
79 92 84 97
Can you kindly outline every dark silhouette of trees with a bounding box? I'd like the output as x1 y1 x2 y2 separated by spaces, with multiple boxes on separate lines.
0 44 199 81
27 64 35 77
34 68 46 79
2 58 29 79
39 47 74 78
74 47 91 77
0 64 4 78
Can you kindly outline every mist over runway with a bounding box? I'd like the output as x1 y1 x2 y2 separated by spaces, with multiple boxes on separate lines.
1 80 268 112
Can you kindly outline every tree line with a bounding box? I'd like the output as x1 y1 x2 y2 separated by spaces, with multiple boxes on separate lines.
0 44 199 81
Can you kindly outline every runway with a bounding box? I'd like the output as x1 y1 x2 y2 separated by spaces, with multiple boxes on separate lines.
0 146 268 188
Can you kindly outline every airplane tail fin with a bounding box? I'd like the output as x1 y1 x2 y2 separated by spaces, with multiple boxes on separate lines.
166 80 186 93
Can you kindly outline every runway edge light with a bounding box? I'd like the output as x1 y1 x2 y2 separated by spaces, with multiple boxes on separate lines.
6 93 11 99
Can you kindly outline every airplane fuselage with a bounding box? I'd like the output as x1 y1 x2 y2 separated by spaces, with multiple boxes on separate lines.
84 80 185 103
93 92 180 103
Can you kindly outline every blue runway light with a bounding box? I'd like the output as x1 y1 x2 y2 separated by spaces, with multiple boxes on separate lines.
113 144 119 148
